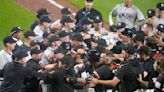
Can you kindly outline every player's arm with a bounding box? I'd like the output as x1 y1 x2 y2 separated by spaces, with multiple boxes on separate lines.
109 5 118 26
89 76 120 87
135 7 145 30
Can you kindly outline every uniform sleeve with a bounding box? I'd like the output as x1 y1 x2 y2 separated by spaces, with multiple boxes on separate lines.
0 69 3 77
109 5 118 26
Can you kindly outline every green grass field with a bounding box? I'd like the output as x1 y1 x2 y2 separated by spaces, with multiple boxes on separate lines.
0 0 35 48
68 0 163 23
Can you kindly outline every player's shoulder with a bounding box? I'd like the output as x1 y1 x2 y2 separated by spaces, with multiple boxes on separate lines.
131 5 140 10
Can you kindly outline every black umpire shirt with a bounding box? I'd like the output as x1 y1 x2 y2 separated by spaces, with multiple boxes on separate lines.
0 62 36 92
75 8 102 24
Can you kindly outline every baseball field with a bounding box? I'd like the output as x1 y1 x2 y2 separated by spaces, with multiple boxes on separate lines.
0 0 163 48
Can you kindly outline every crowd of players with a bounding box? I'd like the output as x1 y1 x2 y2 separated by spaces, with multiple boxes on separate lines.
0 0 164 92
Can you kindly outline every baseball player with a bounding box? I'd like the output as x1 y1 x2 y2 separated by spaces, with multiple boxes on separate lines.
109 0 145 30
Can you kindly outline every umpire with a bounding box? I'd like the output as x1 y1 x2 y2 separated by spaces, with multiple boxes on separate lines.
75 0 103 24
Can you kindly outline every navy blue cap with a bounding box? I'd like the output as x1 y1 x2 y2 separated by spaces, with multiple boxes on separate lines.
81 17 93 25
86 0 93 2
117 22 126 29
30 40 40 46
71 33 83 42
30 48 42 55
92 38 107 47
147 9 156 18
58 31 69 38
12 50 28 59
61 16 74 24
24 30 37 38
11 27 23 35
39 16 52 23
54 46 65 54
123 44 137 55
61 42 71 51
61 7 72 14
93 16 103 23
121 28 133 38
48 35 60 43
3 36 17 45
138 46 150 55
156 3 164 10
157 24 164 32
37 8 50 16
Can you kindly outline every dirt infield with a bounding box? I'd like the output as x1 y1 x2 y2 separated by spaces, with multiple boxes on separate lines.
15 0 108 29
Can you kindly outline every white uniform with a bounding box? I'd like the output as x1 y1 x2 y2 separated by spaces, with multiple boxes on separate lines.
0 50 13 85
109 3 144 29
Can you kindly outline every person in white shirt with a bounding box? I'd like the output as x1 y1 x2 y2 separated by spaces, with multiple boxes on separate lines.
109 0 144 29
33 16 52 42
0 36 17 85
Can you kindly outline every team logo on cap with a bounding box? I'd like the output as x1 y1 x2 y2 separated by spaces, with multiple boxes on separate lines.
161 4 164 7
161 25 164 28
96 16 100 20
148 10 152 14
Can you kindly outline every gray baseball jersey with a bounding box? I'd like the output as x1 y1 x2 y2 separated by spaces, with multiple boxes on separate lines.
109 3 144 29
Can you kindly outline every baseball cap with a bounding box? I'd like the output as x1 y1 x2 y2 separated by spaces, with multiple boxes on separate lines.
138 46 150 55
156 3 164 11
96 38 107 47
93 16 103 23
3 36 17 44
39 16 52 23
121 28 133 38
30 40 40 47
61 42 72 51
81 17 93 25
30 48 42 55
86 0 93 2
12 50 28 59
123 44 137 55
111 45 123 54
11 27 23 35
71 33 83 42
58 31 69 38
117 22 126 29
24 30 37 38
157 24 164 32
37 8 50 16
54 46 65 54
61 7 72 15
58 56 73 67
48 35 60 43
133 34 145 42
147 9 156 18
60 16 74 24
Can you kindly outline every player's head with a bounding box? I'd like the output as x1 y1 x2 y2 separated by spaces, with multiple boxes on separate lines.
85 0 94 10
124 0 133 7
